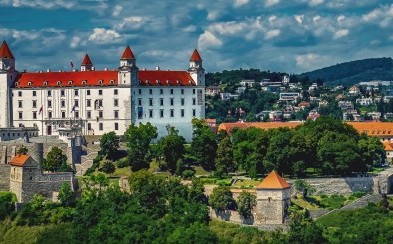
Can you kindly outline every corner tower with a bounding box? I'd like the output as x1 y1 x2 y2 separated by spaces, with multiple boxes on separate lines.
80 54 94 71
255 171 291 224
0 41 16 127
188 49 205 86
119 45 138 86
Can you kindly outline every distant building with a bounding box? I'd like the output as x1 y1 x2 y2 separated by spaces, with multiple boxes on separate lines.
356 98 374 106
348 85 360 96
279 92 301 103
220 93 239 100
239 79 255 87
206 86 221 96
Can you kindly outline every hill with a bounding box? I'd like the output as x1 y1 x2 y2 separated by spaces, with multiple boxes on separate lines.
300 57 393 86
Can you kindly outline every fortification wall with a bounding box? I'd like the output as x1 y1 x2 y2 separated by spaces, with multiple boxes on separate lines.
0 164 10 190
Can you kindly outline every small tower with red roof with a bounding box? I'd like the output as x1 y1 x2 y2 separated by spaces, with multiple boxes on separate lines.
80 54 94 71
256 170 291 224
0 40 15 71
119 45 138 86
187 49 205 86
0 40 16 128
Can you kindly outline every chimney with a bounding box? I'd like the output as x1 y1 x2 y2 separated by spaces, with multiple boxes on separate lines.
156 66 160 71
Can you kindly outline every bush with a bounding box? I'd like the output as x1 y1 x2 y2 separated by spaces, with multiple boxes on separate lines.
182 170 195 179
116 157 129 168
0 192 15 220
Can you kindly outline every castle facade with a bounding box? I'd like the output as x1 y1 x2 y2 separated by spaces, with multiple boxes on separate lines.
0 41 205 141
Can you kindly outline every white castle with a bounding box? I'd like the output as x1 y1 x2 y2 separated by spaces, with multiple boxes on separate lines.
0 41 205 141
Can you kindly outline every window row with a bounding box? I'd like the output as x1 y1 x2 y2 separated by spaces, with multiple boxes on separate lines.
137 108 196 119
16 89 118 97
137 88 196 95
137 97 196 106
18 99 119 108
17 110 119 120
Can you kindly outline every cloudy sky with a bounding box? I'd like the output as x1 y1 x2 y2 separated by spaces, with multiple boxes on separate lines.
0 0 392 74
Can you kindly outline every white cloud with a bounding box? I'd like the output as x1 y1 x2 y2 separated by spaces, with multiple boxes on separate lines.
70 36 81 48
117 16 145 30
198 31 223 50
265 29 281 39
88 28 121 43
334 29 349 39
265 0 280 7
12 0 75 9
234 0 249 7
309 0 324 6
183 25 197 33
295 15 304 24
112 5 123 17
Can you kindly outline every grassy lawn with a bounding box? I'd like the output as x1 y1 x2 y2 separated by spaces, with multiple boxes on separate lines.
193 166 211 176
291 196 321 210
367 166 385 174
232 179 260 188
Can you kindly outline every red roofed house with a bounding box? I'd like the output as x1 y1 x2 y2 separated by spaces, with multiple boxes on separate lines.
9 147 74 203
0 41 205 141
255 171 291 224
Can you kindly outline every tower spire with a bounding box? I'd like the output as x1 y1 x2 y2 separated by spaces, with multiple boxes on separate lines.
81 54 94 71
0 41 14 59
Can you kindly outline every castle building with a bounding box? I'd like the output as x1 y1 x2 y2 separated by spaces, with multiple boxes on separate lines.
0 41 205 141
255 170 291 224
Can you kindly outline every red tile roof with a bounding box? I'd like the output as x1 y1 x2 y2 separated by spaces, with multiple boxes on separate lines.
121 45 135 59
257 171 290 189
384 142 393 151
190 49 202 61
10 154 31 167
15 70 118 88
138 70 196 86
81 54 93 65
218 122 303 134
0 40 14 59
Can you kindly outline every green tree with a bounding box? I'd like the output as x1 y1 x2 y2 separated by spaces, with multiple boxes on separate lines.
288 209 326 244
99 131 120 159
58 182 73 206
124 123 158 171
100 160 116 175
157 125 186 174
42 146 70 172
358 136 385 169
0 192 15 220
237 191 256 218
264 128 294 175
209 186 236 212
294 179 315 199
17 145 28 155
190 118 218 171
215 135 235 177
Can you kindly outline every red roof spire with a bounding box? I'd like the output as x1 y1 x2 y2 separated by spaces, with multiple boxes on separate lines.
81 54 93 65
0 40 14 59
256 170 290 189
121 45 135 59
190 49 202 61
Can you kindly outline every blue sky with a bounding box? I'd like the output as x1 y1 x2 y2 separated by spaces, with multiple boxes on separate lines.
0 0 392 74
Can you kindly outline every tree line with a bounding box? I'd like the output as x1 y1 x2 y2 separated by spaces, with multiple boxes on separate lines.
96 116 385 179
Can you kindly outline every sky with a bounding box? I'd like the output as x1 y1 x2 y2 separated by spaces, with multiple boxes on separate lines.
0 0 392 74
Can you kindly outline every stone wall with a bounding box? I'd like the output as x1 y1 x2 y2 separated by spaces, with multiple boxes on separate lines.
0 164 10 190
288 176 376 195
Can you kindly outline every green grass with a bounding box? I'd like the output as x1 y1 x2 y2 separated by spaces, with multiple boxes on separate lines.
232 179 260 188
367 166 385 174
291 196 321 210
193 166 211 176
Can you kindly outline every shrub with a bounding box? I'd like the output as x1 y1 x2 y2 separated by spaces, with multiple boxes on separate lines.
116 157 129 168
182 170 195 179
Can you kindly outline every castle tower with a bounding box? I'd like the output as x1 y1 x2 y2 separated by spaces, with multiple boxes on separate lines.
188 49 205 86
118 45 138 86
255 171 291 224
0 41 17 128
80 54 94 71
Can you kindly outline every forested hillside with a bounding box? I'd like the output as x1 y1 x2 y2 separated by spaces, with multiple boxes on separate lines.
300 57 393 86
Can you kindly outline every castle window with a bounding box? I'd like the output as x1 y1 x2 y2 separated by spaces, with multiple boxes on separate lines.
138 99 142 106
18 112 23 119
193 98 196 105
149 98 153 106
87 111 91 119
98 90 103 95
57 81 61 86
114 122 119 131
99 123 103 131
33 111 37 119
28 81 32 86
160 109 164 118
82 80 87 85
29 176 32 180
149 89 152 95
86 89 90 95
160 89 163 95
193 89 196 94
15 82 19 86
74 89 79 96
170 109 174 117
170 98 174 106
87 99 91 107
43 81 48 86
114 110 119 119
181 98 185 106
29 169 32 172
68 80 73 85
160 98 164 106
32 91 36 96
18 100 22 108
192 109 196 117
170 89 173 94
268 197 272 202
110 80 114 84
47 90 52 96
181 89 184 95
18 91 22 97
98 79 103 85
149 109 153 118
181 109 185 117
61 111 65 118
138 89 142 95
114 99 118 107
114 89 118 95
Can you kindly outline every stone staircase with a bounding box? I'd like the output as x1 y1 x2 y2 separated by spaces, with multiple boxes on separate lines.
75 146 99 176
